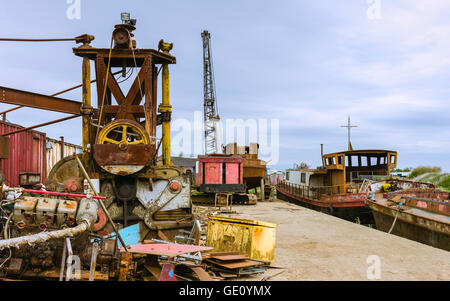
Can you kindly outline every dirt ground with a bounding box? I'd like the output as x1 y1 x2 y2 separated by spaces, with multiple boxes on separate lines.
202 199 450 281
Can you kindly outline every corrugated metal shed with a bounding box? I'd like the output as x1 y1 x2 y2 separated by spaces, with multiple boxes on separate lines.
0 120 46 187
45 137 82 176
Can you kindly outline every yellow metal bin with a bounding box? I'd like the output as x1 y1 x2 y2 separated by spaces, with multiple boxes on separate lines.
206 215 276 263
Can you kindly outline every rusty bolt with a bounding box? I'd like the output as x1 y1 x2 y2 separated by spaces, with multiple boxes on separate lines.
169 181 180 192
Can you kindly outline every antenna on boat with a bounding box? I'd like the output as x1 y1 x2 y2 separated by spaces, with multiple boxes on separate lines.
340 116 357 151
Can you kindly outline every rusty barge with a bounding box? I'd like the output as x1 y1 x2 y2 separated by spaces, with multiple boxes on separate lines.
277 149 398 224
366 186 450 251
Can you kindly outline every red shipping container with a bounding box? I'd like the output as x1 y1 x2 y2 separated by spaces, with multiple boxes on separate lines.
196 155 244 193
0 120 46 187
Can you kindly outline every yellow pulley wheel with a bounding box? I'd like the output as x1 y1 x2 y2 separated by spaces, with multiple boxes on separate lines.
97 119 150 150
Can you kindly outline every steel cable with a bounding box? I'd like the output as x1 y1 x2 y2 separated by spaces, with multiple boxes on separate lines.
0 38 76 42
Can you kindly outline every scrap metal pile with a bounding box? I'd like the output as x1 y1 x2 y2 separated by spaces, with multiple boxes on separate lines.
0 14 279 281
0 14 198 280
0 184 119 280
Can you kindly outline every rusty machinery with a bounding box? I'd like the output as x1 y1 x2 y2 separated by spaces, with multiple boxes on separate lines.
67 18 193 236
0 14 194 279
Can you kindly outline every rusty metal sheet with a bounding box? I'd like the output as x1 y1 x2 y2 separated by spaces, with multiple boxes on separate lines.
206 258 262 269
210 254 248 261
189 266 213 281
0 135 9 158
121 243 212 257
45 138 82 177
93 144 154 166
367 199 450 251
0 121 46 186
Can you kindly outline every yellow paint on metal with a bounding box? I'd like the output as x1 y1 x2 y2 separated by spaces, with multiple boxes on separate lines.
81 57 92 167
159 63 171 165
206 215 276 263
97 120 149 147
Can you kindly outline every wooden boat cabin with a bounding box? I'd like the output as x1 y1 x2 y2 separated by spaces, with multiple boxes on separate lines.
285 149 397 195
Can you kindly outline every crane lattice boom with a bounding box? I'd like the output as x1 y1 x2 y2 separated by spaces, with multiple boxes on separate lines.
202 30 221 154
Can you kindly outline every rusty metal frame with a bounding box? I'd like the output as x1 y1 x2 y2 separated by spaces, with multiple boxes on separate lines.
93 55 154 125
0 86 82 115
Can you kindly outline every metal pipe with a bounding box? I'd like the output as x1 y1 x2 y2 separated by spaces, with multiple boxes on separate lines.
0 71 122 120
0 38 76 42
60 136 65 160
22 188 106 200
81 57 92 166
73 153 128 251
321 144 324 168
159 64 171 165
3 213 12 240
0 220 90 250
0 106 23 116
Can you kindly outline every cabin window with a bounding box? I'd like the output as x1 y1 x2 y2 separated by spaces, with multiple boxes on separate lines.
380 157 385 164
361 156 368 166
371 157 377 166
390 155 396 164
332 157 336 165
327 157 332 166
301 173 306 183
352 156 358 167
286 172 290 181
338 156 342 165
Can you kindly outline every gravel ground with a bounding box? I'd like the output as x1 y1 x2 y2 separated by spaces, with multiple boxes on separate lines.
206 199 450 281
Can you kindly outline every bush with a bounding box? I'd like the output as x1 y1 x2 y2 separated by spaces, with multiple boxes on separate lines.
408 166 441 179
438 175 450 192
391 167 412 172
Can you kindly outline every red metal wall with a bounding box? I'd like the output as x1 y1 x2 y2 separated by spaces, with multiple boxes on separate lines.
196 156 243 186
0 121 46 187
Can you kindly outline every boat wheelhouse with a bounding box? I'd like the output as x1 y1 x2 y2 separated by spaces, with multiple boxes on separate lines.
277 149 397 223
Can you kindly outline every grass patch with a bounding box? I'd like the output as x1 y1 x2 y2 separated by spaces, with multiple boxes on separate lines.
408 166 442 179
437 175 450 192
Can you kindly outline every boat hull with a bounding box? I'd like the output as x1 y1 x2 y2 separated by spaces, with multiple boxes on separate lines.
366 200 450 251
276 186 374 224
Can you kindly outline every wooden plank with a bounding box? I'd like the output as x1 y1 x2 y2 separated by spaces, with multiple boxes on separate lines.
202 251 241 259
157 230 170 242
211 254 248 261
144 264 162 279
190 266 214 281
391 195 402 202
206 258 262 269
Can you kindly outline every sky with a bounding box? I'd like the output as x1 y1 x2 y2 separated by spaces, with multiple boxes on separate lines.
1 0 450 172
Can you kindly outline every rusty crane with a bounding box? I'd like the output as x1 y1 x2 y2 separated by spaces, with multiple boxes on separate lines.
0 14 194 280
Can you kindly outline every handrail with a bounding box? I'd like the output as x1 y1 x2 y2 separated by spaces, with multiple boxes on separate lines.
276 180 363 200
388 193 449 206
387 192 450 216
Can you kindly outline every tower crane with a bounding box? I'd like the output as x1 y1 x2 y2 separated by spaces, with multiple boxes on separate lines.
201 30 221 154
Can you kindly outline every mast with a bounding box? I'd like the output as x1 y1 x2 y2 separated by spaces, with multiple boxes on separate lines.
341 116 357 151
